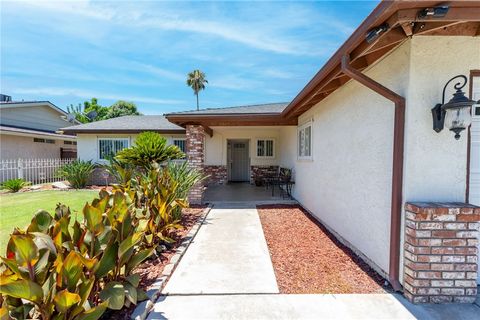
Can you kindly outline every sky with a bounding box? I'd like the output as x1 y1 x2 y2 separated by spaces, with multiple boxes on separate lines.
0 0 379 115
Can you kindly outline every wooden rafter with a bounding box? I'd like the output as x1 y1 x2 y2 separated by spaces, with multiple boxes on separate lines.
202 125 213 137
412 21 464 35
396 7 480 23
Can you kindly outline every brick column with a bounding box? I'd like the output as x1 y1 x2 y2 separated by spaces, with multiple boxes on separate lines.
403 202 479 303
186 125 205 204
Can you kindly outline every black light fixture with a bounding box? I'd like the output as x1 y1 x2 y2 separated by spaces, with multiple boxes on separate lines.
365 23 389 43
432 75 476 140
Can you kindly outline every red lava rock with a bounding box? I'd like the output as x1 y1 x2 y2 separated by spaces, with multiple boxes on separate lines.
257 204 391 294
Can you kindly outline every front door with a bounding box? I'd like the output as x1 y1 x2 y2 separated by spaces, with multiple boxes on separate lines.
228 140 250 182
468 75 480 284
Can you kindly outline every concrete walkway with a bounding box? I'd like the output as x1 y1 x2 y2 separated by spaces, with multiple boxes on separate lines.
149 293 480 320
151 202 480 320
162 202 278 294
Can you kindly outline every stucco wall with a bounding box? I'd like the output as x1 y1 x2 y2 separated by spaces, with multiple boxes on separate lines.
294 41 412 274
205 127 285 166
403 36 480 202
0 134 74 159
77 133 186 162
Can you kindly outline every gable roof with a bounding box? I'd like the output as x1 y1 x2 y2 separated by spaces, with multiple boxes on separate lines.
60 115 185 135
168 103 288 115
0 101 77 120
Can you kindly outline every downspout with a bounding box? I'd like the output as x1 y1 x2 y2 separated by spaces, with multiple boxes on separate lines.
341 54 405 292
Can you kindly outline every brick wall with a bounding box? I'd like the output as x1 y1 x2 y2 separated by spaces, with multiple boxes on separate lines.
250 165 279 184
403 202 479 303
186 125 205 204
204 165 227 185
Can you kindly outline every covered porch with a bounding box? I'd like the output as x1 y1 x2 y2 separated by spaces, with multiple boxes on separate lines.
204 182 294 203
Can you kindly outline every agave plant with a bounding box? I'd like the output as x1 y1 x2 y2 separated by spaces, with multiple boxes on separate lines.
115 132 184 169
56 160 95 189
0 178 30 192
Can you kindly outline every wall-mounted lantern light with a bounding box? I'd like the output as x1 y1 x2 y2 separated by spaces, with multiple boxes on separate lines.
432 75 476 140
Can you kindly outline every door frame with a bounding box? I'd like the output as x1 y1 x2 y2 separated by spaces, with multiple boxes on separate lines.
227 139 250 182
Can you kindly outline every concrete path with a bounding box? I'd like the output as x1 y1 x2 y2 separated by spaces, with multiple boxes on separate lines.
152 202 480 320
162 202 279 294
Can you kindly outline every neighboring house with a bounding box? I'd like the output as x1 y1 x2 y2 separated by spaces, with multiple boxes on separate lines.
64 1 480 304
0 97 78 159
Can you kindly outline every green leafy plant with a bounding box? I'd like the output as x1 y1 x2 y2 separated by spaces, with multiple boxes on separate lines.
56 160 95 189
0 207 107 320
115 132 184 169
101 157 135 187
165 161 205 219
0 191 153 319
1 178 30 192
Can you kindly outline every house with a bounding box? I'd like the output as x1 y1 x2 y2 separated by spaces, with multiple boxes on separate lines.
0 96 78 159
61 115 186 184
63 1 480 304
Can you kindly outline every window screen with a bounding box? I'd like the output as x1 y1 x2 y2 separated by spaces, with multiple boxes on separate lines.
98 139 129 160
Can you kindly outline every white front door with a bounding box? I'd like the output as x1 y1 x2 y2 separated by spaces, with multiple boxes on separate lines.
468 75 480 284
228 140 250 182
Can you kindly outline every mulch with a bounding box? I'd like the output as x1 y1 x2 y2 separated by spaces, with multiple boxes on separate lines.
257 204 392 294
105 205 207 320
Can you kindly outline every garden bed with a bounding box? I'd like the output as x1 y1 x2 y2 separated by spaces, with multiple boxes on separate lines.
108 205 207 320
257 204 391 294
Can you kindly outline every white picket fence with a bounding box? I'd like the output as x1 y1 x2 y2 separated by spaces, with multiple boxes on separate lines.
0 158 75 184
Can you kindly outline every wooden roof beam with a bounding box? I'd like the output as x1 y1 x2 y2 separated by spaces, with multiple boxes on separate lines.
413 21 464 35
202 125 213 137
397 7 480 23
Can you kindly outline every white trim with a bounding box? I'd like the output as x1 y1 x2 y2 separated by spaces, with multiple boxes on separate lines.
254 138 276 159
297 119 313 161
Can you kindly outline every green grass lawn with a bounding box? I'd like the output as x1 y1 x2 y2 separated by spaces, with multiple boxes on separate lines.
0 190 98 252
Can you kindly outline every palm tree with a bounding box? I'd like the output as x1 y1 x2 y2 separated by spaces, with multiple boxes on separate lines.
186 69 208 111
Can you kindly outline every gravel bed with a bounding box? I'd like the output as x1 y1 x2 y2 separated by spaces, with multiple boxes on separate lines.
257 204 391 294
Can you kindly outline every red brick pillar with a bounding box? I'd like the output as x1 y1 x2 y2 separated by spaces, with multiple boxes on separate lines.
403 202 479 303
186 125 205 204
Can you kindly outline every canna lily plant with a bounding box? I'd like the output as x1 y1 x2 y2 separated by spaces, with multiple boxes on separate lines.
0 191 154 319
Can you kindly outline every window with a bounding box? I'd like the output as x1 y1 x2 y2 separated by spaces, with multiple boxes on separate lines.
64 140 77 145
256 139 274 158
34 138 55 144
98 138 129 160
298 121 312 160
173 139 186 153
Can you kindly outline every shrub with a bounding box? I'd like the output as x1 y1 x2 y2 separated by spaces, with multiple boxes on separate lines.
0 191 153 319
101 157 135 187
115 132 184 169
56 160 95 188
1 178 30 192
165 161 205 220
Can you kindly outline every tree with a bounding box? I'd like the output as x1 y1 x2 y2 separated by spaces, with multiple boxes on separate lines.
105 100 140 119
67 98 109 123
67 98 141 123
186 69 208 111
